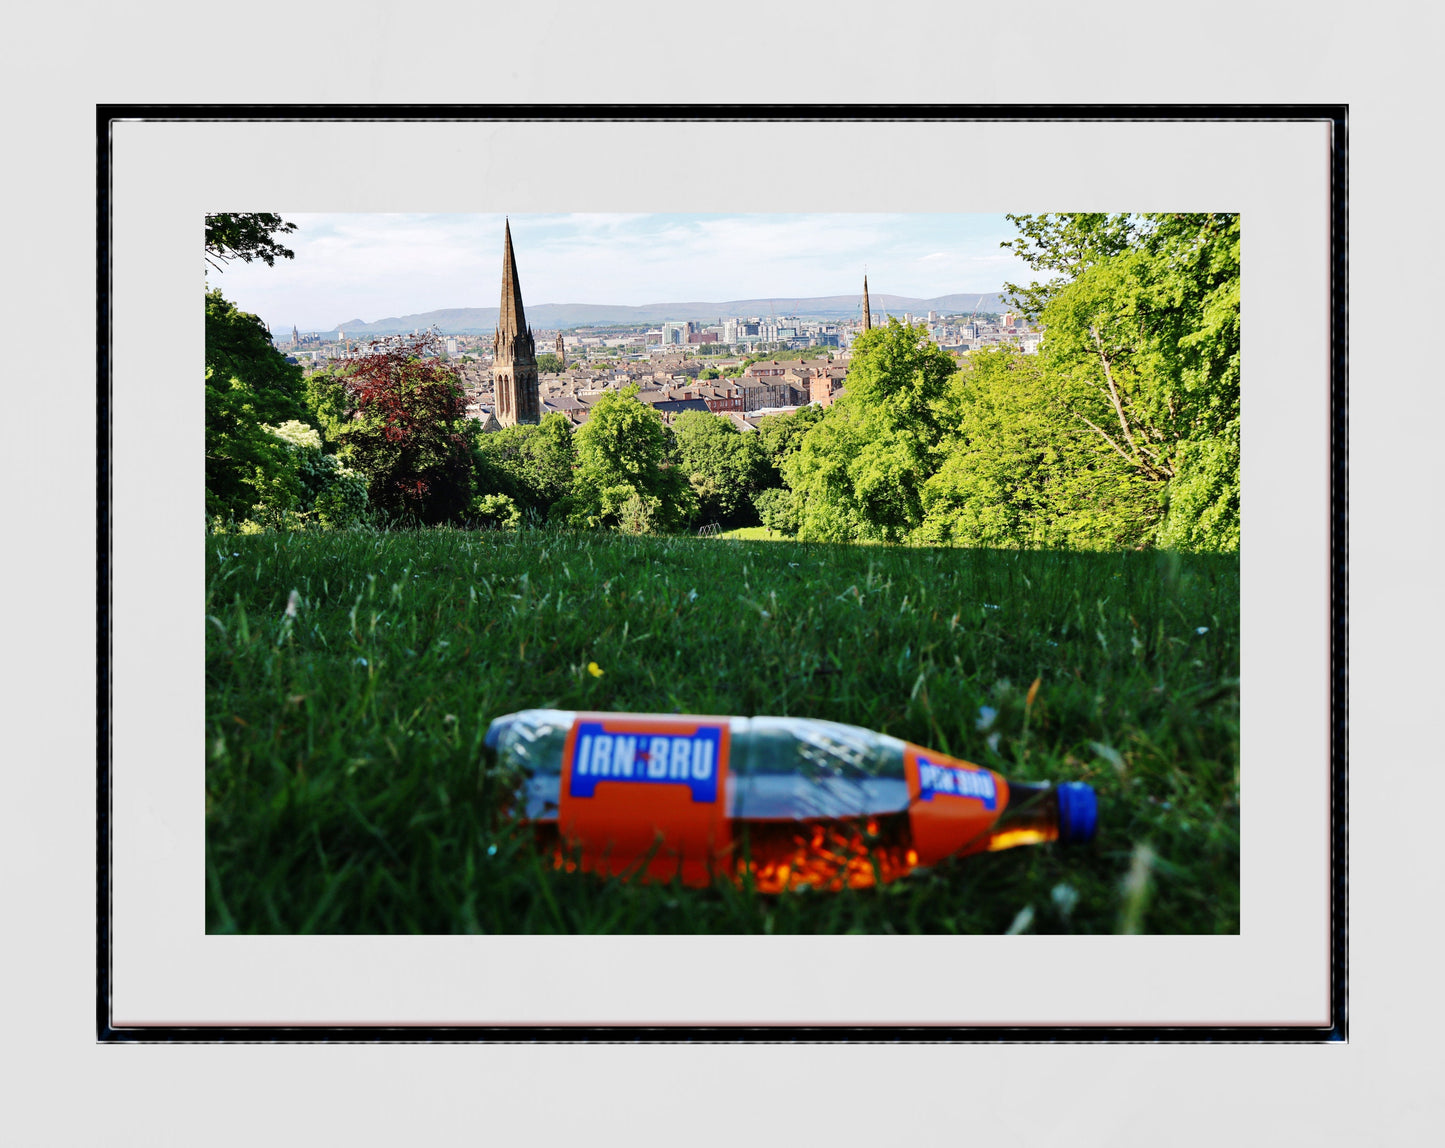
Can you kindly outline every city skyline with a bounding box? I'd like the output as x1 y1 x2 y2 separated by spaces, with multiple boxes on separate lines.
209 212 1049 334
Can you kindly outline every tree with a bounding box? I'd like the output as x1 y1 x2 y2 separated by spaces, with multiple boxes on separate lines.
204 213 298 274
755 403 823 484
999 212 1142 315
1008 213 1240 550
564 385 694 532
535 352 564 374
204 290 310 523
753 486 801 535
670 410 767 525
783 320 960 543
205 289 307 423
915 348 1158 549
472 492 522 529
474 412 577 520
263 420 370 528
306 335 478 524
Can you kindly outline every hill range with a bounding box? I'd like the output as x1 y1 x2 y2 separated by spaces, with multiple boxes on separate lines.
320 292 1012 338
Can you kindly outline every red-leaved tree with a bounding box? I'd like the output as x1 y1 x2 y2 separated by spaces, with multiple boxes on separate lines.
308 333 477 524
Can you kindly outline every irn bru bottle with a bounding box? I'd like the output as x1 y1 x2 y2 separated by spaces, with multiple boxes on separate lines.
484 709 1097 892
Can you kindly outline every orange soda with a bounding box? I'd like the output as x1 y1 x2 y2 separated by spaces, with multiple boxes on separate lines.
484 709 1097 892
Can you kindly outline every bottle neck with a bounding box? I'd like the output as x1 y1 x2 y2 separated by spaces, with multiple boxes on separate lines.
984 782 1059 851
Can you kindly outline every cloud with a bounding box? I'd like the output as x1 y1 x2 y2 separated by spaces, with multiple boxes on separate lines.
213 212 1042 332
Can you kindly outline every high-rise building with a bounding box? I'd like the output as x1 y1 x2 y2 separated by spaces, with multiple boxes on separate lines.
492 219 539 427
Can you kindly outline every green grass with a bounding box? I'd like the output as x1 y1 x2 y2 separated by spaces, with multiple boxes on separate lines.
205 527 1238 934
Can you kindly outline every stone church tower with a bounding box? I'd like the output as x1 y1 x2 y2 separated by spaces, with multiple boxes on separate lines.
492 219 539 426
555 331 566 369
861 274 872 331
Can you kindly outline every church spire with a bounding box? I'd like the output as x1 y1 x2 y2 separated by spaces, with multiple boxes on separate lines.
498 217 528 339
492 218 539 427
862 274 872 331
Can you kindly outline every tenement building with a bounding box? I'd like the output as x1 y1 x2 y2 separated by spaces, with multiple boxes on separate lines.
492 219 540 426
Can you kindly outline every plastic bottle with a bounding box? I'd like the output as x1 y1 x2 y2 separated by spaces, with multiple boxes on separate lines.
484 709 1097 892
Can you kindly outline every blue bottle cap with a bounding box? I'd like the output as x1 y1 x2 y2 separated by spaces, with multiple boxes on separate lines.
484 715 514 752
1055 782 1098 844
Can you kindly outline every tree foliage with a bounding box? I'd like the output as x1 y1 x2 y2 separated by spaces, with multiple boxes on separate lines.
205 213 298 274
1008 212 1240 550
755 404 823 483
535 352 564 374
306 335 477 524
204 291 311 523
564 385 695 532
670 410 767 525
915 349 1158 549
783 320 960 542
474 412 577 521
753 486 801 534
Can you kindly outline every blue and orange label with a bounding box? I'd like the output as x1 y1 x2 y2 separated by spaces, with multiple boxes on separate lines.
903 744 1007 864
558 714 732 885
915 753 999 809
568 720 723 803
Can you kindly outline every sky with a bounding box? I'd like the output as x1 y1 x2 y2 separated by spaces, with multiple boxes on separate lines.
209 213 1043 333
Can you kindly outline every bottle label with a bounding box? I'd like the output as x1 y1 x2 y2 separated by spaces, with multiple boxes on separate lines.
558 714 732 886
916 757 998 809
903 744 1009 865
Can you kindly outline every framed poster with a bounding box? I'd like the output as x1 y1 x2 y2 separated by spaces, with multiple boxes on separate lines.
100 106 1342 1036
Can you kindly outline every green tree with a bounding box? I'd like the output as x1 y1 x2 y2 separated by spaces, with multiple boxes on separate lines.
671 410 767 525
204 213 298 274
914 348 1158 549
263 420 370 528
535 352 564 374
783 320 959 543
205 289 307 424
472 492 522 529
752 486 800 535
999 212 1142 315
564 385 695 532
474 412 577 520
756 403 823 484
1008 213 1240 550
204 290 310 523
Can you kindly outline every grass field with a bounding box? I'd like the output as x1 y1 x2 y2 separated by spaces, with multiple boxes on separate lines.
205 527 1238 934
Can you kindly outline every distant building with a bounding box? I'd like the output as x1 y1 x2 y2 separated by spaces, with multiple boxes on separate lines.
492 219 540 427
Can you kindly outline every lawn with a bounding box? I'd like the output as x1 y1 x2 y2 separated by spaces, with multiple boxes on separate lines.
205 526 1238 934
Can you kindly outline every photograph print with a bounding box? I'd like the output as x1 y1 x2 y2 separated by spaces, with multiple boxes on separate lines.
203 209 1240 938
